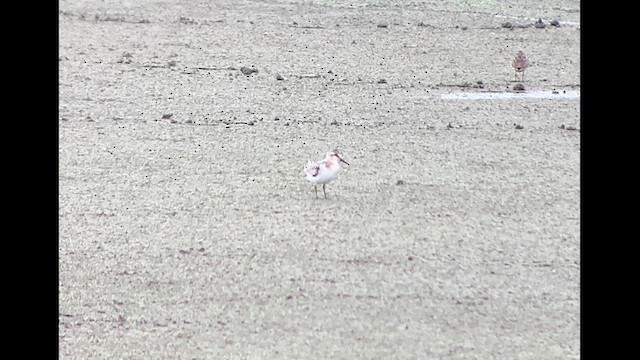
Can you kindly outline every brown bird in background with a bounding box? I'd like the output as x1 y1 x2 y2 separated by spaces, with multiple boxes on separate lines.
512 51 530 81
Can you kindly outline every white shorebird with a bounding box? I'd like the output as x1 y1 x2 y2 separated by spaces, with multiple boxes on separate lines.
304 149 349 198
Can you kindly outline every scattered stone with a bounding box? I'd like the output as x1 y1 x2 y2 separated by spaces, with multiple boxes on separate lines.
377 78 387 84
329 120 340 126
179 16 196 25
513 83 526 91
240 66 258 76
461 26 468 30
416 22 430 27
476 80 485 89
162 113 173 119
185 119 193 124
515 124 524 129
122 52 133 58
377 22 388 28
247 121 255 126
501 22 514 29
85 116 94 122
407 255 414 261
552 90 559 94
275 74 284 80
167 60 177 67
61 117 69 121
274 117 280 121
170 119 178 124
550 19 561 27
560 125 579 131
396 180 405 186
447 122 454 129
534 18 546 28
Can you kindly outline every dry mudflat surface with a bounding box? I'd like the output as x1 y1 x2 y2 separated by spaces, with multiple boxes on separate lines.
59 0 580 358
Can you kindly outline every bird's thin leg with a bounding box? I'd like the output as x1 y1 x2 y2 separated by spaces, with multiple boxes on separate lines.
323 184 327 198
314 185 318 198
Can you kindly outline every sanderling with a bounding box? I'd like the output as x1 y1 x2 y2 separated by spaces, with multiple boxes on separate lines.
303 149 349 198
512 51 530 82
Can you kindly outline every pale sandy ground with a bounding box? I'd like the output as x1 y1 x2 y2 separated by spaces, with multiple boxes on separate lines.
59 0 580 358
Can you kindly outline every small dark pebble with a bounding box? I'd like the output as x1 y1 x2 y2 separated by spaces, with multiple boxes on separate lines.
286 295 293 300
501 22 513 29
247 121 255 126
550 19 561 27
162 113 173 119
559 124 565 129
566 126 578 131
240 66 258 75
447 122 454 129
407 255 414 261
167 60 177 67
170 119 178 124
515 124 524 129
396 180 405 186
513 83 526 91
552 90 559 94
329 120 339 126
461 26 468 30
276 74 284 80
377 79 387 84
534 18 545 28
377 22 388 28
